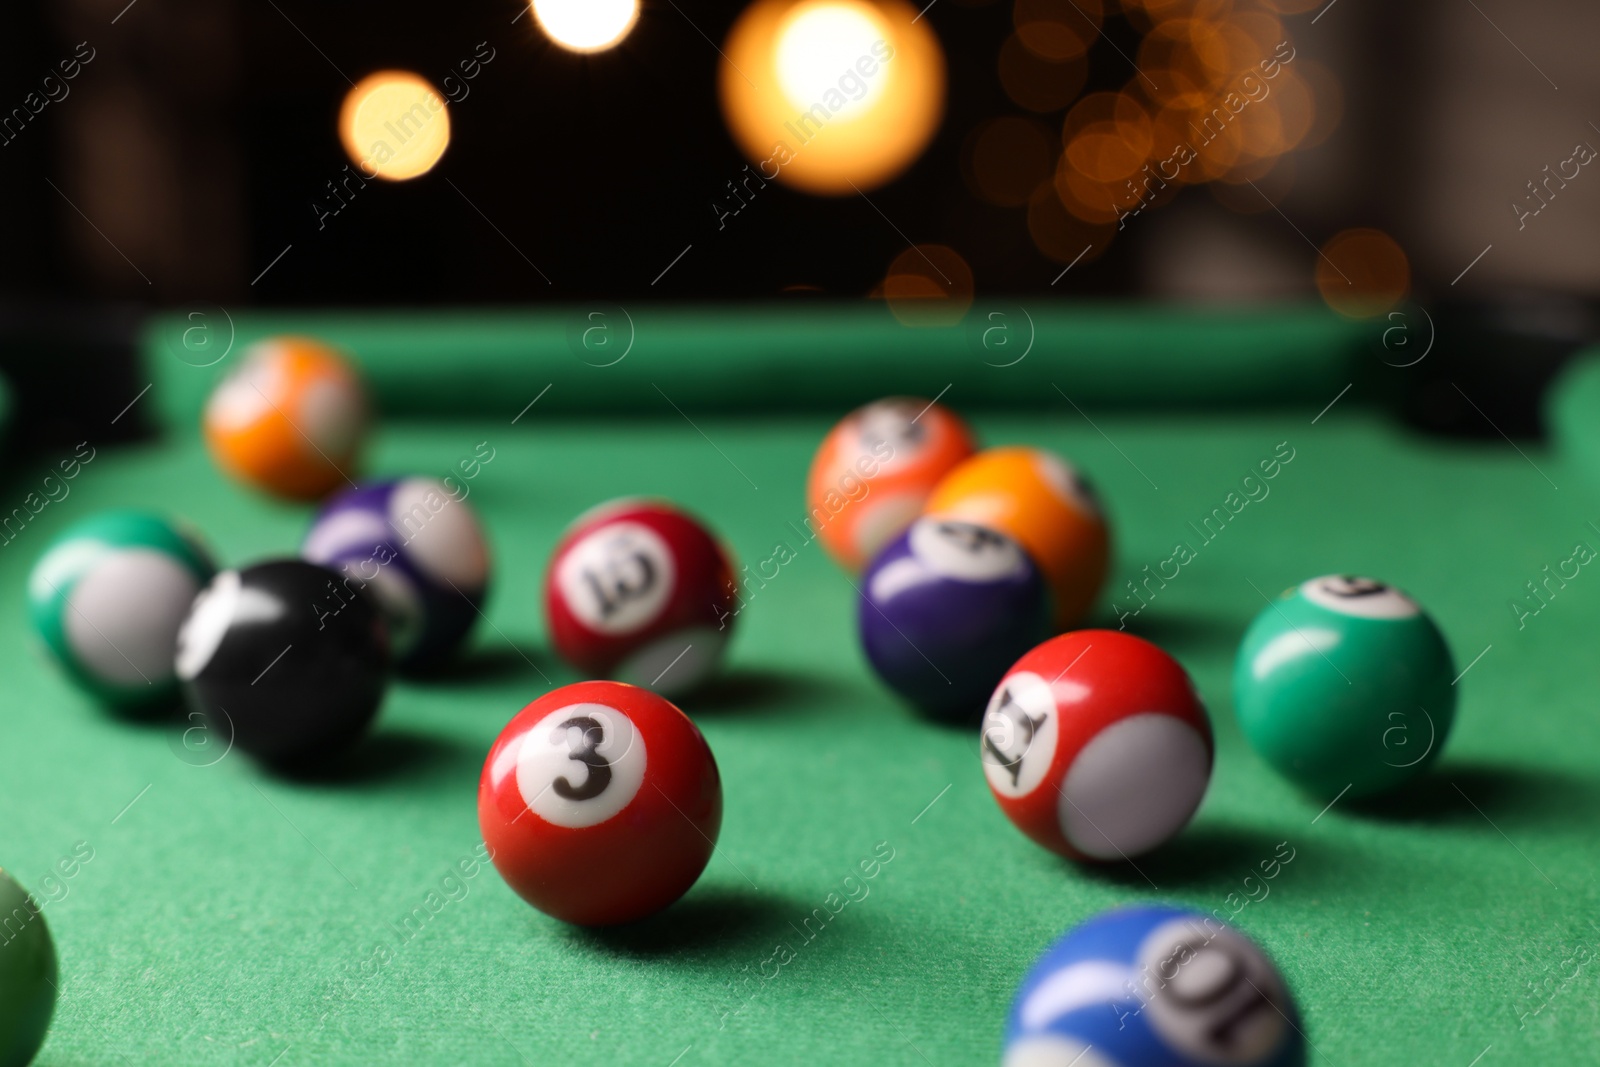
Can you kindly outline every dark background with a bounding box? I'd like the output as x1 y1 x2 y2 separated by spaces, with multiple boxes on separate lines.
1 0 1598 445
0 0 1533 306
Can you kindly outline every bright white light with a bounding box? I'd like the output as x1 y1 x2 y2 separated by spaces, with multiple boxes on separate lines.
532 0 640 53
774 1 890 117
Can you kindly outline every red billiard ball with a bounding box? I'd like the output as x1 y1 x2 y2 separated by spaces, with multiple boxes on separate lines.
980 630 1212 862
545 499 737 695
478 680 722 926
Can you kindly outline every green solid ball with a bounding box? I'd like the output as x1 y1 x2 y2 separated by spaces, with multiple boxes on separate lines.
1233 575 1456 799
0 869 56 1067
27 510 215 709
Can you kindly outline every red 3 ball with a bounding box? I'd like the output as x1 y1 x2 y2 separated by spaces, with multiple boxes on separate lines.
478 680 723 926
980 630 1213 862
545 498 737 695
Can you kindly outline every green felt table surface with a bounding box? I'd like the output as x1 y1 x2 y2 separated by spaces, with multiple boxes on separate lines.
143 302 1368 423
1 306 1596 1065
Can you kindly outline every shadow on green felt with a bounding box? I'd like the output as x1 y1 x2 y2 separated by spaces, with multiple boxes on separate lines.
1071 821 1331 897
102 690 190 727
401 639 561 688
1104 606 1249 660
1340 759 1600 830
680 666 854 718
270 726 481 788
563 885 817 966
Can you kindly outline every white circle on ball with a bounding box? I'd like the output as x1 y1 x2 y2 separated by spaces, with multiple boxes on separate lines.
614 626 728 696
557 521 676 634
1058 713 1210 859
65 550 203 687
1300 575 1419 619
206 349 283 432
981 671 1059 799
855 399 928 471
297 376 365 461
516 702 646 828
1135 917 1292 1065
910 518 1028 582
1033 451 1102 519
176 569 242 680
388 478 489 590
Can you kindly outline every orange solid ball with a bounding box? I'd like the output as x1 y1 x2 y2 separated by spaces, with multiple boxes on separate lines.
807 397 977 572
924 446 1109 627
203 337 370 500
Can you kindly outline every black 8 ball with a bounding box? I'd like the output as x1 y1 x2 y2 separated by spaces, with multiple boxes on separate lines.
176 560 390 766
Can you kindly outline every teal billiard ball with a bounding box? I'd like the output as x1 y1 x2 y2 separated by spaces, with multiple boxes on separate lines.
27 511 215 710
0 869 56 1067
1233 575 1456 798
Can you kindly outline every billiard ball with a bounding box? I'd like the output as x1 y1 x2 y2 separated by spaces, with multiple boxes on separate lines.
0 869 56 1067
924 446 1109 628
981 630 1212 861
175 559 390 766
545 499 736 696
859 517 1049 722
807 397 977 572
1005 905 1303 1067
302 477 490 672
478 680 722 926
203 336 369 500
27 510 215 711
1234 575 1456 799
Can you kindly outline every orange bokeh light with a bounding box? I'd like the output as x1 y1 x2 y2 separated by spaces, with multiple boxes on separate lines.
883 244 976 327
1013 0 1102 61
999 32 1088 112
1316 228 1411 319
718 0 946 195
980 1 1331 266
1027 183 1115 265
965 117 1056 206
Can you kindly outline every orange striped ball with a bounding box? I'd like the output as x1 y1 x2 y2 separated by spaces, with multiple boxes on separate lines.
925 446 1109 628
203 337 369 500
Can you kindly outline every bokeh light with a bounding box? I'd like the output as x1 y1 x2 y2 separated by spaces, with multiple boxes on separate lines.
339 72 451 182
1027 184 1115 265
964 117 1055 206
720 0 946 195
979 0 1338 266
883 244 975 327
1053 157 1125 225
1013 0 1101 61
1316 228 1411 319
1125 0 1235 22
775 2 891 115
998 33 1088 113
532 0 640 53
